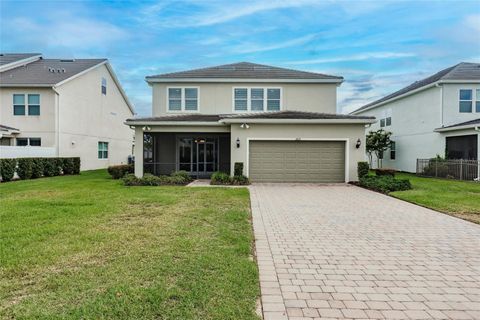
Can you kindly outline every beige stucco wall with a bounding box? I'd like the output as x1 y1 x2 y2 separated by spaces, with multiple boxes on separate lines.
151 82 337 115
55 64 134 170
230 123 367 182
0 87 57 147
442 83 480 126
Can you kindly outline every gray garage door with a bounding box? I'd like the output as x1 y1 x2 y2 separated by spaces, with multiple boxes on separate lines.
249 140 345 183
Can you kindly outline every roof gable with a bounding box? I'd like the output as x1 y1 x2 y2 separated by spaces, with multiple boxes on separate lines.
352 62 480 114
146 62 343 83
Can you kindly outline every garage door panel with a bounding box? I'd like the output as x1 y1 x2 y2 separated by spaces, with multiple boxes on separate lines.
249 140 345 183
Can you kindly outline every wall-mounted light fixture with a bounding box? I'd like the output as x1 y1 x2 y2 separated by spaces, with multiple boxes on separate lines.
142 126 151 131
236 138 240 148
240 123 249 129
356 138 361 149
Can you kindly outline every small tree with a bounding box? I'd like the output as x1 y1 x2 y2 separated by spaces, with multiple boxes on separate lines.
366 129 392 168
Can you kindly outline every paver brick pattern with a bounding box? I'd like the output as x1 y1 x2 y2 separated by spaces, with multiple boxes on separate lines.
249 184 480 320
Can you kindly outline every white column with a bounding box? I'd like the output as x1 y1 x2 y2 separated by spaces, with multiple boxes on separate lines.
134 126 144 177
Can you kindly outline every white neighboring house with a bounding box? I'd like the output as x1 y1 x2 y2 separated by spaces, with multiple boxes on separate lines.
0 53 135 170
351 62 480 172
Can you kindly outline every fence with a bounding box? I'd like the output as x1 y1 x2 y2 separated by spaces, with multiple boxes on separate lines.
0 146 56 159
416 158 479 181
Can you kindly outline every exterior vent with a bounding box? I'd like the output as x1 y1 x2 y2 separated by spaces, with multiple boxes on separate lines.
60 59 75 62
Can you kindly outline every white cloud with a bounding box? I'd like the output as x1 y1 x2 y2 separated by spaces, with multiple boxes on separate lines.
287 52 416 65
230 33 318 54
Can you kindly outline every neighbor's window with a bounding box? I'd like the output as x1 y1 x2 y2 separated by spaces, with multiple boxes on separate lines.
13 94 25 115
28 94 40 115
167 88 198 111
16 137 41 146
267 88 281 111
386 116 391 126
459 89 472 113
390 141 396 160
234 88 248 111
476 89 480 113
98 141 109 159
234 87 282 112
380 118 386 127
101 77 107 95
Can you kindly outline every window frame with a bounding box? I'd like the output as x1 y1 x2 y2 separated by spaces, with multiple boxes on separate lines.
16 137 41 146
385 116 391 126
101 77 107 95
166 87 200 112
476 89 480 113
380 118 386 127
459 89 473 113
98 141 109 159
28 94 40 116
13 94 26 116
390 141 396 160
232 87 283 112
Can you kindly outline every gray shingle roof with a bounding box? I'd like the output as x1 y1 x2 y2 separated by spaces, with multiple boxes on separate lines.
127 111 374 123
438 118 480 130
0 58 107 86
0 53 41 66
0 124 19 131
146 62 343 81
352 62 480 114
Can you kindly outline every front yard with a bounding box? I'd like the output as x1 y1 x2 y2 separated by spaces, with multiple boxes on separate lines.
391 172 480 224
0 170 259 319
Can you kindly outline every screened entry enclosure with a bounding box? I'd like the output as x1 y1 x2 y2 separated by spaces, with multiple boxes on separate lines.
143 133 230 178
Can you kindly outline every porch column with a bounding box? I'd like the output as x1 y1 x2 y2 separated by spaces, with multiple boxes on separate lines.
134 126 144 177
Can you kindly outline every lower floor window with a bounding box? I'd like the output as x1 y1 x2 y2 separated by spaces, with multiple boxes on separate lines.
390 141 396 160
98 141 109 159
16 137 41 146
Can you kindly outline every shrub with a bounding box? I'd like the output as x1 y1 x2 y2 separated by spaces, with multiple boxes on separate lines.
374 168 396 177
0 159 16 182
31 158 44 179
232 175 249 185
359 175 411 193
43 158 58 177
62 158 75 175
72 157 81 174
17 158 33 180
108 164 134 179
122 172 191 186
122 174 142 186
357 161 369 179
234 162 244 176
170 170 192 183
211 171 232 185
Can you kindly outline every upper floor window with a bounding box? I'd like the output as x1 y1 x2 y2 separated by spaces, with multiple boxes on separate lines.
101 77 107 95
234 87 281 112
98 141 109 159
459 89 472 113
167 87 198 112
13 94 40 116
476 89 480 113
16 137 41 146
380 116 391 127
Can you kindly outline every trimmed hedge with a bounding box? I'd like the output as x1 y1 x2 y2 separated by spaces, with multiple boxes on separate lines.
122 171 193 186
0 159 16 182
359 175 411 193
210 171 250 186
0 157 80 182
108 164 134 179
357 161 369 179
374 168 396 177
234 162 244 176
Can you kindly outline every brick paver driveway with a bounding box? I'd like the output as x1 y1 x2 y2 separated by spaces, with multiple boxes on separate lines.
249 184 480 320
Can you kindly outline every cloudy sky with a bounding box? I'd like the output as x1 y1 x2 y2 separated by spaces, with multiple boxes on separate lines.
1 0 479 116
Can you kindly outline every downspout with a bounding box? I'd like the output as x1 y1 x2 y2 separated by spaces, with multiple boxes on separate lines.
475 126 480 181
435 83 443 126
52 87 60 157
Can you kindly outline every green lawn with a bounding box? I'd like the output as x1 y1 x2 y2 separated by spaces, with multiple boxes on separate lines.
0 170 259 319
391 173 480 224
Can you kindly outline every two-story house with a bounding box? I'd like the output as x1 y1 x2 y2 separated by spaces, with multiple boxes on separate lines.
126 62 375 182
0 53 135 170
351 62 480 172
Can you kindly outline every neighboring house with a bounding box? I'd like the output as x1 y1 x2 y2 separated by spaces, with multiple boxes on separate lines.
351 62 480 172
0 53 135 170
126 62 375 183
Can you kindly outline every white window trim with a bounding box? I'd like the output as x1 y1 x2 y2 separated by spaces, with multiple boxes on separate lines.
459 89 473 113
98 141 109 160
475 89 480 113
13 93 41 116
232 87 282 112
166 87 200 113
16 137 41 147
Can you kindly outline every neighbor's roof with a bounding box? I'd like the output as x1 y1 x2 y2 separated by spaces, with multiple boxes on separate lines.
146 62 343 83
435 118 480 132
126 110 374 125
0 124 20 132
0 58 107 87
352 62 480 114
0 53 41 66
